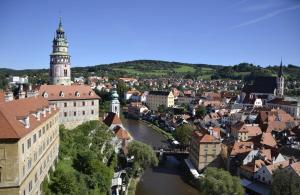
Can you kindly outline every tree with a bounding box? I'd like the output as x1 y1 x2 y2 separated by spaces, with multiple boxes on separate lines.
157 104 167 113
49 167 78 195
174 124 193 146
195 105 206 118
127 141 158 174
199 167 244 195
271 169 298 195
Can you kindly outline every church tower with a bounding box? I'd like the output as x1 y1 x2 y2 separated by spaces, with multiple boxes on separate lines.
276 60 284 97
49 17 71 85
110 86 120 117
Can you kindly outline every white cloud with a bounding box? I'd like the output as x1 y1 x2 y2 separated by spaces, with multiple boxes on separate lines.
231 4 300 29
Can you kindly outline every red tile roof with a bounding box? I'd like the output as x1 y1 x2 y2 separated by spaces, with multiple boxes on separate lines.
0 96 59 140
103 112 122 127
290 162 300 176
114 125 131 140
192 131 220 143
230 141 254 156
39 84 100 101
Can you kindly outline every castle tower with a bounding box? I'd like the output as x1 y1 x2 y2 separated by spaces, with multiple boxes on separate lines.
110 85 120 117
276 59 284 97
49 17 71 85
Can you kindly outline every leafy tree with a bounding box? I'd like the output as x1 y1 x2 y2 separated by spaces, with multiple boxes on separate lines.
127 141 158 174
49 167 78 195
174 124 193 146
199 167 244 195
157 104 167 113
271 169 298 195
195 106 206 118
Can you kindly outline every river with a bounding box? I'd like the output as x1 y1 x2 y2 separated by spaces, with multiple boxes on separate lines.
122 118 200 195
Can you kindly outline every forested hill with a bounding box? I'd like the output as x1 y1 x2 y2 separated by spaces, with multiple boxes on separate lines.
0 60 299 88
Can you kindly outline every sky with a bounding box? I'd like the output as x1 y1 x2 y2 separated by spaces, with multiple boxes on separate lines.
0 0 300 69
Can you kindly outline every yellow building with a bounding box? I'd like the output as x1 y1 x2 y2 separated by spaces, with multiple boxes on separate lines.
0 97 60 195
146 91 174 111
189 130 221 171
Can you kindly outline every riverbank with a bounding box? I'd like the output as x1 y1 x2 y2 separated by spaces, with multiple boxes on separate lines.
140 120 174 140
127 177 140 195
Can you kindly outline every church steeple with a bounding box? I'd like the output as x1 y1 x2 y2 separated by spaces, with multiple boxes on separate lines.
278 58 283 77
276 59 284 97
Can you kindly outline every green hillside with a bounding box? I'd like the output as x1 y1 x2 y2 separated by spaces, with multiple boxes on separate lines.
0 60 299 90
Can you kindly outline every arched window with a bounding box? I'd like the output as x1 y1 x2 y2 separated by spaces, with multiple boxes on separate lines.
64 69 68 77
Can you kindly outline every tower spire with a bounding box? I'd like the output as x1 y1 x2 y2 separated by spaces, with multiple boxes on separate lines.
278 58 283 77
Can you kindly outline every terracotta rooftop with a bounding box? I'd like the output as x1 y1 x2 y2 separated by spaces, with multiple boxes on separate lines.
0 96 59 140
240 159 266 173
0 90 5 104
114 125 131 140
260 133 277 148
192 130 220 143
39 84 100 101
266 160 289 173
230 141 254 156
290 162 300 176
232 122 262 137
103 112 122 127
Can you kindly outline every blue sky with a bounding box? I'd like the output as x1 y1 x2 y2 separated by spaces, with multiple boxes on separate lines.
0 0 300 69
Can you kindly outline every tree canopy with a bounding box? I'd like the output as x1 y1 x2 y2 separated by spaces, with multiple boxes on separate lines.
174 124 194 146
271 169 299 195
195 106 206 118
43 121 115 195
127 140 158 175
198 167 244 195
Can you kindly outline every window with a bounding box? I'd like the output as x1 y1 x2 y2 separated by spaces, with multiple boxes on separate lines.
82 111 85 115
28 159 32 169
42 127 45 134
64 112 67 117
33 134 36 143
38 130 41 138
22 143 25 154
91 110 94 115
27 138 31 149
29 180 32 191
82 101 85 106
34 152 37 162
92 101 94 106
74 112 76 116
73 102 76 107
64 69 67 77
64 102 67 107
35 173 38 183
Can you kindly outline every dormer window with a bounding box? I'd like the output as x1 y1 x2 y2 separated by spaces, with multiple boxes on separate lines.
75 91 80 97
42 92 48 98
59 91 64 97
89 91 93 96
